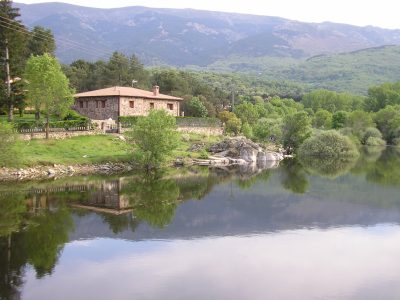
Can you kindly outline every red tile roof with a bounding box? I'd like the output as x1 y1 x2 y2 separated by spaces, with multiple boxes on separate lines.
74 86 183 101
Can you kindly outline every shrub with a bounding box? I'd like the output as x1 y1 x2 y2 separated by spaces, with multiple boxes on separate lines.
241 122 253 138
361 127 383 145
225 115 242 135
299 130 359 158
365 137 386 146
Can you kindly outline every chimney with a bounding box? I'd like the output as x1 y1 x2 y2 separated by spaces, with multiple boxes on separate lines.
152 85 159 96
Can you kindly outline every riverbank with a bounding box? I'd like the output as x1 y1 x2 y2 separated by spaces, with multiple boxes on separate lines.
0 133 287 181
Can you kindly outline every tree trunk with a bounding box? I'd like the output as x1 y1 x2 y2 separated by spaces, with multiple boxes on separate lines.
46 115 49 139
35 110 40 120
7 103 14 122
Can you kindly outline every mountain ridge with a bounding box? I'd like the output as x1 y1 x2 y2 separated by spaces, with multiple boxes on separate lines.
14 2 400 65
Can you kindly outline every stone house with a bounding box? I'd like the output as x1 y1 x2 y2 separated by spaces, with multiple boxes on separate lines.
74 85 183 128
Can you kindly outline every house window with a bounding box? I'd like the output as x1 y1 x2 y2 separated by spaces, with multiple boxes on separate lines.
150 102 155 109
79 101 83 108
85 101 88 108
102 100 106 108
96 101 99 108
129 101 134 108
167 103 174 110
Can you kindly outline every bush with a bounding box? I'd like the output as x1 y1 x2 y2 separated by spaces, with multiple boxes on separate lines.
128 110 180 169
361 127 383 145
365 137 386 146
241 122 253 138
225 115 242 135
299 130 359 158
332 111 349 129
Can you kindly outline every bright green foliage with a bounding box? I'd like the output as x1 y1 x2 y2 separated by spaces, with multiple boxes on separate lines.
130 109 180 168
25 54 74 121
253 117 283 142
282 111 312 152
374 105 400 143
27 26 55 56
332 111 349 129
302 90 364 113
184 96 208 117
0 122 18 166
299 130 359 158
241 122 253 138
234 101 259 125
313 109 332 129
225 115 242 135
365 82 400 112
346 110 376 140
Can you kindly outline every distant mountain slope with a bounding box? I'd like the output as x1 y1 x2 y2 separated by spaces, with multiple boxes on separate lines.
206 45 400 94
14 2 400 65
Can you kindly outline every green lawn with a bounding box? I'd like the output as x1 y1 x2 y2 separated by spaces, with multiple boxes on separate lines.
14 135 132 167
3 132 222 168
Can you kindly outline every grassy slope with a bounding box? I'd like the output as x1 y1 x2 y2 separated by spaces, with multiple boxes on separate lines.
15 135 132 167
205 45 400 94
5 133 222 168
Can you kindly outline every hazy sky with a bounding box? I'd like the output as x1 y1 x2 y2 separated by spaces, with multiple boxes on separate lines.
18 0 400 29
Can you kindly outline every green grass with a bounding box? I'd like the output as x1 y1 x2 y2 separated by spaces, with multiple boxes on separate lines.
4 132 223 168
13 135 132 167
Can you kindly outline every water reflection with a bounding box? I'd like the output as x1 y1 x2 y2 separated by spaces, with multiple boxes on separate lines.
1 147 400 299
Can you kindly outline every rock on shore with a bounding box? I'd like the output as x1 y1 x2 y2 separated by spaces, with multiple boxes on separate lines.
194 137 285 166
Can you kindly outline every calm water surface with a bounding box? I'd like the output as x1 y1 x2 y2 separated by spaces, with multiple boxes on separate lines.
1 147 400 300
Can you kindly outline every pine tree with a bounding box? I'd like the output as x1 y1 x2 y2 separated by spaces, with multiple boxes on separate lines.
0 0 28 120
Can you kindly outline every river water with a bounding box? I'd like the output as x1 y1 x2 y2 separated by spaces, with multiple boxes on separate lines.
1 147 400 300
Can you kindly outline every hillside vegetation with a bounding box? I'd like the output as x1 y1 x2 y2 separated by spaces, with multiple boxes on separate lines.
206 46 400 94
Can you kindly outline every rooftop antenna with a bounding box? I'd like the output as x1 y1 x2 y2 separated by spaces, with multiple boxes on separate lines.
132 80 138 87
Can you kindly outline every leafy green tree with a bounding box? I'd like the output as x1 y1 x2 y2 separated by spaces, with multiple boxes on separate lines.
234 101 259 125
24 54 74 138
253 117 283 142
241 122 253 138
346 110 376 141
218 110 236 123
225 115 242 135
184 96 208 117
130 109 180 169
374 105 400 143
332 111 349 129
282 111 312 152
27 26 55 56
0 0 28 121
302 89 364 113
313 109 332 129
365 82 400 112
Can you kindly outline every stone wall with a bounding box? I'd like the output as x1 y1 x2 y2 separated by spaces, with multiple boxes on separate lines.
74 96 119 120
119 96 180 117
20 129 101 141
177 126 223 136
